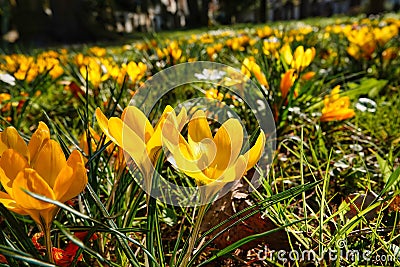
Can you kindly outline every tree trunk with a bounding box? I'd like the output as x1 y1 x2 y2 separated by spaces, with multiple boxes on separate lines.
200 0 209 26
50 0 91 42
220 0 235 24
187 0 201 28
12 0 50 44
260 0 266 22
50 0 118 43
300 0 309 19
367 0 385 15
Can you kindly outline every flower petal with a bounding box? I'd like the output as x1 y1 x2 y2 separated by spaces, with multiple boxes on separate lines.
88 127 101 142
281 44 293 66
109 117 152 176
200 156 247 201
293 45 305 69
122 106 154 143
107 117 125 147
12 168 56 211
188 110 212 144
95 108 109 133
161 117 188 155
0 127 29 160
95 108 120 145
162 119 211 176
32 140 66 188
176 107 188 131
187 110 215 165
211 119 243 173
53 150 88 203
0 138 6 157
28 207 58 230
280 69 296 99
153 105 174 131
28 122 50 165
0 149 29 195
78 131 90 157
148 105 187 162
219 154 247 183
320 109 355 122
145 118 169 158
303 47 316 67
185 167 216 186
243 131 266 171
0 191 27 215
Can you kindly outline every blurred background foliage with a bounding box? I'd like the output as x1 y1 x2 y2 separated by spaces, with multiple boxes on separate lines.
0 0 398 46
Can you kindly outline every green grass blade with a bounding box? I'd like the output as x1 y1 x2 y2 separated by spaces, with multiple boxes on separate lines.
23 189 160 267
0 245 55 267
378 166 400 198
0 204 39 257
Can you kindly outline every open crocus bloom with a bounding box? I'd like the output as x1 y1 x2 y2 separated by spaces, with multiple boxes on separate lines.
95 105 187 179
320 85 355 122
0 122 87 230
162 110 265 200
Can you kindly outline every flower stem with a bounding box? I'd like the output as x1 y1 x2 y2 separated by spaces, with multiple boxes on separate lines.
181 204 207 267
43 225 54 264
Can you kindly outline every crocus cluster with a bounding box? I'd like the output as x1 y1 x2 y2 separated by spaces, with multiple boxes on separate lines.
96 106 265 201
0 122 88 231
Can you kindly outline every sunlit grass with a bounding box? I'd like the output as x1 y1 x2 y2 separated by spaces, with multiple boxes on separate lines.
0 13 399 266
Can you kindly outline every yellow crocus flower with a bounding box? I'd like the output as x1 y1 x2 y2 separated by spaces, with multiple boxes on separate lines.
156 48 165 59
373 24 398 46
2 55 18 72
281 44 316 72
167 41 182 62
88 46 107 57
95 105 187 178
206 44 223 60
123 61 147 83
79 59 109 88
74 53 89 66
256 26 273 38
0 93 11 112
241 57 269 88
0 122 88 231
162 110 265 200
205 88 224 101
262 37 280 58
320 86 355 122
346 27 376 59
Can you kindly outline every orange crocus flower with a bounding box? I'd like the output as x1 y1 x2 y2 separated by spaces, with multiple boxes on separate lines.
320 86 355 122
